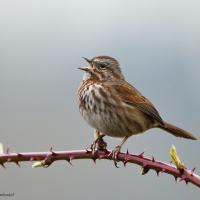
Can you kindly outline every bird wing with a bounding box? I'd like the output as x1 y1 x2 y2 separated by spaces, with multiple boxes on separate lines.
112 81 164 125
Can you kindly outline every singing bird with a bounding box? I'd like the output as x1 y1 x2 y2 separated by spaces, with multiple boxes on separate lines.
78 56 197 158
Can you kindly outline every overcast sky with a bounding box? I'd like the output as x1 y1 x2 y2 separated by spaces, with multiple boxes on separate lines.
0 0 200 199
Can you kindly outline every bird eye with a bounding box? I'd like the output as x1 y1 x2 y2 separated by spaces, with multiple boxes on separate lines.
98 63 107 70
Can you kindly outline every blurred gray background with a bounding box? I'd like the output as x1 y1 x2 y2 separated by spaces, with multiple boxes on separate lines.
0 0 200 199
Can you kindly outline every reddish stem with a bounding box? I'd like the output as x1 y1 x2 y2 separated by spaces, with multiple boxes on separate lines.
0 148 199 188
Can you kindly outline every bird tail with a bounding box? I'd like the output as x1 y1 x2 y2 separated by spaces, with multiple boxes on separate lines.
159 121 198 140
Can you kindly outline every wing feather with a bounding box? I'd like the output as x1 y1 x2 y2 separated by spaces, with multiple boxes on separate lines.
112 81 164 125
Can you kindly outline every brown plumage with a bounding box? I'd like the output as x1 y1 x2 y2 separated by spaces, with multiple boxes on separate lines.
78 55 197 157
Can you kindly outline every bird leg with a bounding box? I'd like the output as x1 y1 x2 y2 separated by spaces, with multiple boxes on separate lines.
90 130 107 153
110 136 129 167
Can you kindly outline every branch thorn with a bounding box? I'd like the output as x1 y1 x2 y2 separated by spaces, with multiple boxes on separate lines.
191 167 196 176
174 176 178 182
126 149 129 156
92 157 97 164
123 149 130 167
49 147 57 156
141 166 150 175
138 152 144 158
6 147 10 154
14 161 21 167
0 162 6 168
66 158 73 166
155 169 160 176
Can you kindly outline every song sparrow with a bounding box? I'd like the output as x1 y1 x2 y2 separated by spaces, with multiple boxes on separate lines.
78 56 197 159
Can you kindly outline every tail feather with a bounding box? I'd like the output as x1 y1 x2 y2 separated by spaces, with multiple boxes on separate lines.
159 121 198 140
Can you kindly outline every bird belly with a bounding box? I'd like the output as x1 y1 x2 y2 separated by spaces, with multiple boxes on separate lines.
79 84 152 137
80 105 150 137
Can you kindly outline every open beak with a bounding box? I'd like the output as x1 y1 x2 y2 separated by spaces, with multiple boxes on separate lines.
82 57 92 65
78 57 92 72
77 67 90 72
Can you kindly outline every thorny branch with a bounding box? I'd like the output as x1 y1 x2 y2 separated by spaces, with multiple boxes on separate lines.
0 146 199 188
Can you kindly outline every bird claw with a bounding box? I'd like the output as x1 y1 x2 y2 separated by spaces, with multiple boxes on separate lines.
108 145 121 168
90 135 107 154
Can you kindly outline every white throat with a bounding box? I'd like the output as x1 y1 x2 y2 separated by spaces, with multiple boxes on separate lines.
82 72 91 80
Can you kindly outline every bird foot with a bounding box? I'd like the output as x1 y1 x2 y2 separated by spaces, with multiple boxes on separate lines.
109 145 121 168
90 135 107 153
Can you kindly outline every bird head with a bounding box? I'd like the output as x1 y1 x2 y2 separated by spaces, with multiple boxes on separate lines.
78 56 124 81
